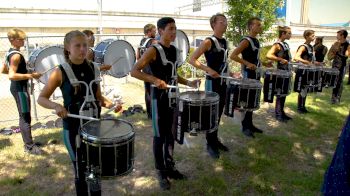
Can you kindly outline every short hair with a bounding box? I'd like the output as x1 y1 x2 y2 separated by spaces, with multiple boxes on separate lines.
7 28 26 41
247 17 262 30
157 17 175 30
315 36 324 43
278 26 291 38
337 29 348 38
209 13 226 30
143 24 156 35
82 30 94 37
303 30 315 39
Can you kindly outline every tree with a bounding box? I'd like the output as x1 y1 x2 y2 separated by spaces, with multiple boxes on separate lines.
226 0 278 45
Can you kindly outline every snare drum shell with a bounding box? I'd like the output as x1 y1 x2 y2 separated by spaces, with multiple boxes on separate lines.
81 119 135 177
176 91 219 135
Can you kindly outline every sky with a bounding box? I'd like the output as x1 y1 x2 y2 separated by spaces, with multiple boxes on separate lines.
1 0 349 25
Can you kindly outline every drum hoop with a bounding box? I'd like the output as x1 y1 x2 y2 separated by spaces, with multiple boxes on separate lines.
80 118 135 144
81 134 135 146
179 91 219 103
106 40 136 78
28 45 64 68
180 99 220 106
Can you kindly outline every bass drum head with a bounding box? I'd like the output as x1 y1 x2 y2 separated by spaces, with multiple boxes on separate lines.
81 119 134 144
28 46 65 84
104 40 135 78
171 30 190 66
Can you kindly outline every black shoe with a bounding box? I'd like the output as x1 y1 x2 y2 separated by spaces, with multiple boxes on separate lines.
167 168 187 180
242 127 255 138
207 144 220 159
297 108 307 114
282 113 292 120
216 140 229 152
251 125 263 133
157 171 170 190
275 115 287 122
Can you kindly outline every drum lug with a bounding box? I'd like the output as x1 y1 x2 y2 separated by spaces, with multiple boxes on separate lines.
189 129 198 136
85 166 101 192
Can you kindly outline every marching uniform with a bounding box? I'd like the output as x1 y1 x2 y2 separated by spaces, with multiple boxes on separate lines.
274 41 292 120
204 36 228 151
240 36 262 134
59 60 101 195
296 43 314 112
138 37 155 119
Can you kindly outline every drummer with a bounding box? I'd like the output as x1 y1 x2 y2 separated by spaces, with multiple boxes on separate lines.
131 17 199 190
136 24 157 119
294 29 321 113
37 30 121 195
230 17 264 138
266 26 293 122
189 13 230 158
327 30 350 104
6 28 43 155
82 29 111 72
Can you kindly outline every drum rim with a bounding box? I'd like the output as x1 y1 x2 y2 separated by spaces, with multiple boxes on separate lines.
28 45 64 68
81 118 135 144
106 40 136 78
179 91 219 102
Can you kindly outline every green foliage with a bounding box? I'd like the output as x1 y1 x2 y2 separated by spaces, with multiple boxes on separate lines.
177 47 206 78
226 0 278 45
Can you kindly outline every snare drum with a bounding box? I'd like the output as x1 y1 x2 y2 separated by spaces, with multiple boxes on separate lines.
263 69 292 102
176 91 219 136
94 40 135 78
322 67 339 88
80 119 135 177
28 45 65 84
225 78 262 117
293 65 323 92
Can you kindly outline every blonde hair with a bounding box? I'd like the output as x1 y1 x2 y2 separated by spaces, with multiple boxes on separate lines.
7 28 26 41
63 30 86 63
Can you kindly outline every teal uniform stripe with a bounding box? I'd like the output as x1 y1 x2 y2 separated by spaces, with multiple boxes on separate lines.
205 79 213 92
18 91 29 113
151 98 160 137
63 129 76 161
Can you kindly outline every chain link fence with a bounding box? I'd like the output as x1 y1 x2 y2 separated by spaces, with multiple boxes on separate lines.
0 33 209 129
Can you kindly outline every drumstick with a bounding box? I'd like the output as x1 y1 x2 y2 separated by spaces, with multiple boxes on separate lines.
151 84 194 89
67 113 100 121
102 105 118 116
40 65 58 75
205 73 234 80
51 111 99 121
111 56 124 66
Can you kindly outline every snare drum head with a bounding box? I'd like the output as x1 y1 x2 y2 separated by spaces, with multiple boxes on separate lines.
171 30 190 66
103 40 136 78
81 119 134 143
179 91 219 102
323 67 339 74
265 69 291 77
28 46 65 84
230 78 262 88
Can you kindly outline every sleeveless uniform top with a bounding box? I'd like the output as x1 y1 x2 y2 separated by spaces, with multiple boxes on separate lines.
204 36 227 81
241 36 260 66
139 37 155 74
274 41 291 70
59 60 99 131
149 43 177 99
298 44 314 62
8 48 28 89
314 44 326 62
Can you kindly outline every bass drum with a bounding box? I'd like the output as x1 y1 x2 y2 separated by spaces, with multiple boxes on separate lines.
27 45 65 84
94 39 136 78
171 30 190 66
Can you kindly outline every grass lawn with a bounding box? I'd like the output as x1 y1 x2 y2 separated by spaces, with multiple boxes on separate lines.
0 79 349 195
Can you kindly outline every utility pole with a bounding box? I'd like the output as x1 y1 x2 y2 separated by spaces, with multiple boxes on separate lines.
97 0 103 35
